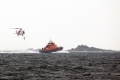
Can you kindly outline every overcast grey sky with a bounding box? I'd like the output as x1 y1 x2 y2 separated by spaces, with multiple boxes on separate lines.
0 0 120 50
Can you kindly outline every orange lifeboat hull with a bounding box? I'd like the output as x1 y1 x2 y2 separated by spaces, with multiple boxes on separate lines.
39 47 63 53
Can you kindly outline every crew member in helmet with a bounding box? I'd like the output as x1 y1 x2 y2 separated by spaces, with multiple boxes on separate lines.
23 31 25 34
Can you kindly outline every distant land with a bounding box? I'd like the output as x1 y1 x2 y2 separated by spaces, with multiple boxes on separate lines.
27 45 115 52
0 45 118 53
68 45 115 52
26 48 40 51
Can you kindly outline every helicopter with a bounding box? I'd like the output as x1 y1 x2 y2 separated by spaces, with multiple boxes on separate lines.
10 28 25 40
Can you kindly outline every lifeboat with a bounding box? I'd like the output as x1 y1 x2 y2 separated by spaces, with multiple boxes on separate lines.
39 40 63 53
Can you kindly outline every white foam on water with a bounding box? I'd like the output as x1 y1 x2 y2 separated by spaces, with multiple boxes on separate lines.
52 50 69 53
18 50 39 53
0 50 70 54
0 50 39 53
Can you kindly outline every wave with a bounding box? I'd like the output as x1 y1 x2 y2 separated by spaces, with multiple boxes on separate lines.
0 50 39 53
0 50 69 53
52 50 69 53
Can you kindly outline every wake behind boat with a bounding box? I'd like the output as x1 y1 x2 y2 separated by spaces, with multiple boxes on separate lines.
39 40 63 53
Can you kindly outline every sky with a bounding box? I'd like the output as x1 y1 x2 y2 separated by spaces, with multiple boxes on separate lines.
0 0 120 50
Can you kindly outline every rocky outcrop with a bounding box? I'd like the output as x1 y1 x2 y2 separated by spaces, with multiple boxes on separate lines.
68 45 113 51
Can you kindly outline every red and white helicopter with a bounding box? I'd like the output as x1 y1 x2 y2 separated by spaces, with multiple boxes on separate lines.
10 28 25 40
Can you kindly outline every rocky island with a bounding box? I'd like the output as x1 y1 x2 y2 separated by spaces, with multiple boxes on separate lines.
68 45 114 52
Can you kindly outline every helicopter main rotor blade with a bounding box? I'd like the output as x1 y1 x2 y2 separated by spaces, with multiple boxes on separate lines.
10 28 22 29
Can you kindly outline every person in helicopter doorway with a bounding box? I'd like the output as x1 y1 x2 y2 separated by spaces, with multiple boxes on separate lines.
23 31 25 34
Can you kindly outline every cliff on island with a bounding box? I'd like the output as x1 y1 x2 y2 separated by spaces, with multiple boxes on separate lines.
68 45 113 52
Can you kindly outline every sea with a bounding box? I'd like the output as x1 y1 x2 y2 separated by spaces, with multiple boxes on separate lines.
0 51 120 80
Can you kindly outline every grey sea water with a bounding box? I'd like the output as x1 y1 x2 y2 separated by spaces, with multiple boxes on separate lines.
0 52 120 80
